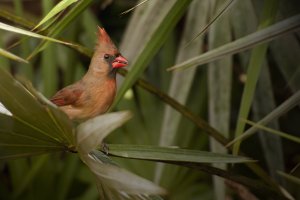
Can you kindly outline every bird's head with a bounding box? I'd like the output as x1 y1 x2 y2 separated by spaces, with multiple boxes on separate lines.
95 27 128 70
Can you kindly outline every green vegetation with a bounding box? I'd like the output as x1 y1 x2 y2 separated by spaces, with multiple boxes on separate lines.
0 0 299 199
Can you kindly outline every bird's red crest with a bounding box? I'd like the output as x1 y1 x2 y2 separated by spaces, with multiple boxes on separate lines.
97 27 117 52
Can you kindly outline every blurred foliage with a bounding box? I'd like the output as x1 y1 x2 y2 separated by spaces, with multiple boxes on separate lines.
0 0 300 199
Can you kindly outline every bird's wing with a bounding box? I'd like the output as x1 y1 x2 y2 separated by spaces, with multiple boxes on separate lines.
50 85 83 106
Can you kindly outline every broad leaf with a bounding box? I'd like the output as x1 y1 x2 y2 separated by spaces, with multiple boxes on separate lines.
83 151 166 199
207 3 232 199
76 111 165 199
107 144 253 164
77 111 132 154
111 0 192 109
104 145 287 199
156 0 209 187
0 114 64 159
0 68 75 159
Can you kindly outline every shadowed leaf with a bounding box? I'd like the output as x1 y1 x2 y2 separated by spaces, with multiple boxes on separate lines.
277 171 300 186
226 91 300 147
0 68 75 159
107 144 253 164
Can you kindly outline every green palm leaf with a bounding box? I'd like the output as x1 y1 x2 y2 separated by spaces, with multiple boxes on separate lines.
0 68 75 159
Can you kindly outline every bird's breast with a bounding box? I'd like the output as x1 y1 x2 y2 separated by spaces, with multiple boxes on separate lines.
86 79 116 114
63 78 116 121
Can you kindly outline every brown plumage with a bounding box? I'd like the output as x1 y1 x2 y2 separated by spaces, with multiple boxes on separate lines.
51 27 128 121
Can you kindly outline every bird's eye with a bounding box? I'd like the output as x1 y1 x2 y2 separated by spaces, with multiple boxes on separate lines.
104 54 110 59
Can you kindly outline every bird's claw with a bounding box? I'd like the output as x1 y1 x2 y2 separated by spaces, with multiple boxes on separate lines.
101 142 109 155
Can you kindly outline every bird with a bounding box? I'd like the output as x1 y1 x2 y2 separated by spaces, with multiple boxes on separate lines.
50 27 128 121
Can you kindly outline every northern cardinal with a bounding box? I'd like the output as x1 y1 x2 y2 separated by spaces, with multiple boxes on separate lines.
50 27 128 121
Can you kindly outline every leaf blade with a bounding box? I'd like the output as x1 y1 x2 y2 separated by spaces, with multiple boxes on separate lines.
77 111 132 154
233 0 280 154
34 0 79 29
107 144 253 164
0 22 74 47
111 0 192 109
0 48 28 63
0 68 74 159
167 14 300 71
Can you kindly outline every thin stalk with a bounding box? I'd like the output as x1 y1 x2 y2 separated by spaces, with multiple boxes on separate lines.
233 0 280 154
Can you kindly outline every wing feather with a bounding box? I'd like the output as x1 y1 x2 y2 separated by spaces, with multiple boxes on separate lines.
50 86 83 106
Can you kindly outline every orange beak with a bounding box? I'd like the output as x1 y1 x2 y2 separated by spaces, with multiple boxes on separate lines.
112 55 128 68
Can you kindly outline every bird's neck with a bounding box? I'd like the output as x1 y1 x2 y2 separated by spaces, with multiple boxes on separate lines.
85 57 117 80
83 67 116 83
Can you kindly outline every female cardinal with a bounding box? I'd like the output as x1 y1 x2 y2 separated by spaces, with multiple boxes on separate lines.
50 27 128 121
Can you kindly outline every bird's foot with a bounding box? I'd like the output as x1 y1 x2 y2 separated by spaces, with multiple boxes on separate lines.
101 142 109 155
